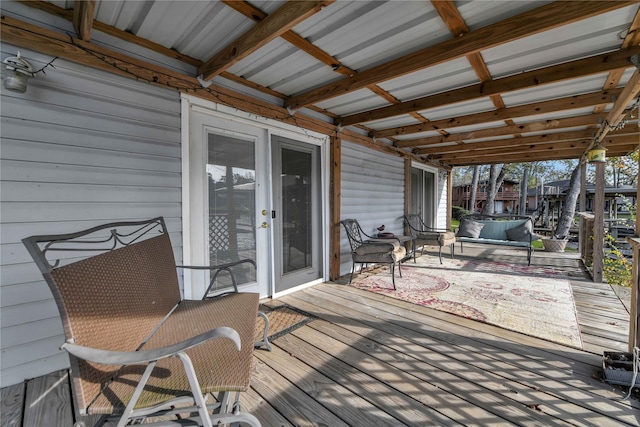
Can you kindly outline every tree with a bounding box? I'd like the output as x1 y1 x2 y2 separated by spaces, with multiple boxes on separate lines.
481 164 507 215
468 165 480 213
519 165 530 215
553 164 581 240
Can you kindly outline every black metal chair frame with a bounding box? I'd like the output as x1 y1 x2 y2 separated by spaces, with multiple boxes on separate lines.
341 219 404 289
404 214 455 264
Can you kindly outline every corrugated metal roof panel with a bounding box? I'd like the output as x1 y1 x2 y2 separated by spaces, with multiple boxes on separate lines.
482 6 637 79
419 98 497 121
379 57 479 102
296 1 450 71
511 108 604 124
362 116 421 131
501 74 610 107
316 89 391 117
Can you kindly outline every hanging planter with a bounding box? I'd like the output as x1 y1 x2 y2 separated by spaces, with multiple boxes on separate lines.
542 238 568 252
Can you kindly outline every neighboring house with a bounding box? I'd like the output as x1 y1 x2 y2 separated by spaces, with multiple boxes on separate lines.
452 179 520 214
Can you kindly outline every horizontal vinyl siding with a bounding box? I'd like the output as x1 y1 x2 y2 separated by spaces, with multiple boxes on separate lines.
0 44 182 386
436 174 448 229
340 141 405 276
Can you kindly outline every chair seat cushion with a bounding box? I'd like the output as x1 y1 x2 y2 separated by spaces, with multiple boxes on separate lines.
355 240 400 254
416 231 456 246
89 293 259 414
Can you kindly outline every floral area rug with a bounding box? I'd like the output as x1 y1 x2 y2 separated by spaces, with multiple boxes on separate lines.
351 257 583 349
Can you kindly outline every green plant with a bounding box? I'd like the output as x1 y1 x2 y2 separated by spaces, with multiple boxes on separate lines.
452 206 470 220
603 234 632 287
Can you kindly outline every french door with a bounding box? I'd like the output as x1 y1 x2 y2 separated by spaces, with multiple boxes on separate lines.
271 136 322 293
184 101 324 298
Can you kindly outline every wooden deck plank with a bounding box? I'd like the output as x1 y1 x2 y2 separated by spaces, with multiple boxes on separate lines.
3 249 637 427
240 382 295 427
287 284 640 422
274 329 490 425
256 337 415 426
0 381 24 427
23 370 73 427
249 355 351 427
291 318 572 426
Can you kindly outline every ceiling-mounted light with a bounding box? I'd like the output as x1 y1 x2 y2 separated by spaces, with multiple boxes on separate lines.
587 144 607 163
3 52 35 93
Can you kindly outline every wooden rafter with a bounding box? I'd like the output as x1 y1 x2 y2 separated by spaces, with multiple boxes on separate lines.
594 7 640 112
417 126 637 156
371 88 622 139
285 1 634 110
72 0 95 41
0 14 433 167
220 0 410 127
431 0 517 130
341 45 640 126
396 113 606 149
197 1 333 81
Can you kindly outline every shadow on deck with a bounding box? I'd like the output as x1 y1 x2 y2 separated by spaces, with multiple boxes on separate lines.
2 244 637 426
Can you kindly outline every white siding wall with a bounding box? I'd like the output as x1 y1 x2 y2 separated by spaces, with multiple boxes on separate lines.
436 173 448 229
0 44 182 386
340 141 405 276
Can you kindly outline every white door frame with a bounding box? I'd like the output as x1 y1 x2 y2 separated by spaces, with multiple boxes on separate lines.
181 94 329 298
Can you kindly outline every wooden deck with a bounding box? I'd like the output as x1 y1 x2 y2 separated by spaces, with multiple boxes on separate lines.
2 246 638 426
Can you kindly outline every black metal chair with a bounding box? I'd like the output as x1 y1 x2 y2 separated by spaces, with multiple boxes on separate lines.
341 219 406 289
404 214 456 264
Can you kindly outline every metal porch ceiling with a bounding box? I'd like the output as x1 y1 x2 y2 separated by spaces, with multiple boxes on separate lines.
7 0 640 167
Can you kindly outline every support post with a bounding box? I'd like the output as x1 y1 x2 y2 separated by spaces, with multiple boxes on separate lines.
592 162 605 282
329 134 342 281
628 237 640 351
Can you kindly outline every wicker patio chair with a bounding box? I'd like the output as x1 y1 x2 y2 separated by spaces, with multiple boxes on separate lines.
341 219 406 289
404 214 456 264
22 217 261 427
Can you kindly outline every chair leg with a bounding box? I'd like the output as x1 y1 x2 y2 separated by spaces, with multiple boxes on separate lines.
450 243 455 259
349 260 355 284
438 245 443 264
390 263 396 290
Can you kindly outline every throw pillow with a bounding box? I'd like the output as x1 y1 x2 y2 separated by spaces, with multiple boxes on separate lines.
505 221 532 242
457 220 484 238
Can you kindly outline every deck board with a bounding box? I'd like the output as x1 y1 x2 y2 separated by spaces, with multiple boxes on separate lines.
283 284 639 425
3 249 639 426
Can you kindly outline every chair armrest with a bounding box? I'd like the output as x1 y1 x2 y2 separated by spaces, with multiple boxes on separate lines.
178 259 256 298
61 326 240 365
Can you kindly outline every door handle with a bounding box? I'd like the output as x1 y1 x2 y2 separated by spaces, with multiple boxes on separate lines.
261 222 269 229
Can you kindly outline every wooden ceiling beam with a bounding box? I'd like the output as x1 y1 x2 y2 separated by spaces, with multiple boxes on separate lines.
436 139 638 166
415 126 637 156
342 45 640 126
594 7 640 112
222 0 355 77
441 143 640 166
198 1 333 81
370 88 622 138
1 14 426 165
396 113 605 148
432 135 637 161
285 1 634 110
72 0 95 41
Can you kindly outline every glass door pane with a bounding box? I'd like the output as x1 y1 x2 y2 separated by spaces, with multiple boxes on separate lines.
207 133 257 287
282 147 313 274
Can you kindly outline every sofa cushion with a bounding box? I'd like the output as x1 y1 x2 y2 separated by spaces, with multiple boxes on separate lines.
506 221 533 242
457 220 484 238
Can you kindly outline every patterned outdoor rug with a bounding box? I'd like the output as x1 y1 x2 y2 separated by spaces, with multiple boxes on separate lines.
254 305 316 344
351 257 583 349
